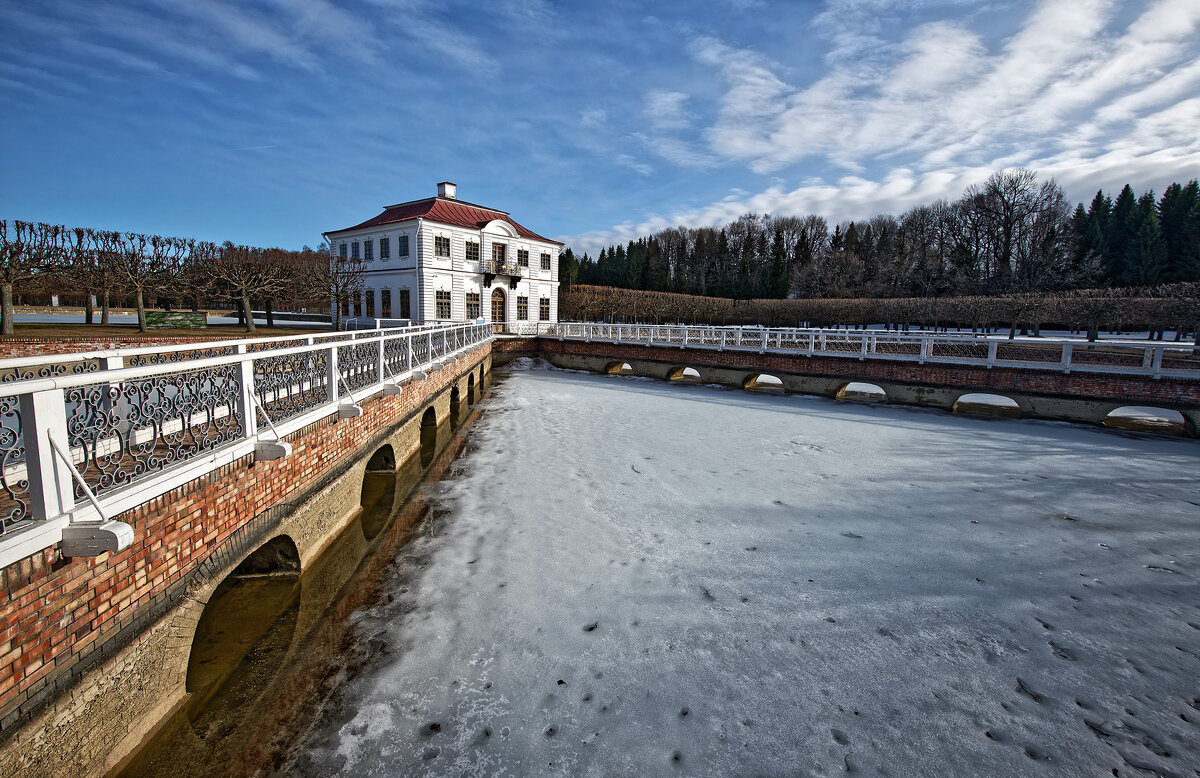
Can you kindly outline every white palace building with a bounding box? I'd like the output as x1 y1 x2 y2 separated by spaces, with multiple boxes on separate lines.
324 182 562 328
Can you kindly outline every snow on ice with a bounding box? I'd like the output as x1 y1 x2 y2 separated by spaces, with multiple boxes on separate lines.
288 365 1200 777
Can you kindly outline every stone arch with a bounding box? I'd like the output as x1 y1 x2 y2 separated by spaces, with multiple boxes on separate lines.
420 406 438 467
743 373 784 393
1103 406 1188 434
467 372 476 404
184 535 301 724
667 366 702 382
365 444 395 472
605 361 634 375
837 382 887 403
953 393 1021 418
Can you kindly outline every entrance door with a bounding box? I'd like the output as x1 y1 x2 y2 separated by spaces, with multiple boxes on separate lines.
491 288 506 333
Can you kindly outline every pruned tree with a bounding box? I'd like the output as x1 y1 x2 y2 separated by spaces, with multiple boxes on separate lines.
206 242 289 333
0 221 66 335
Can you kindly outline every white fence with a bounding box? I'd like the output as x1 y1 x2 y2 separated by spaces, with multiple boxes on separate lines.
0 322 492 566
501 322 1200 380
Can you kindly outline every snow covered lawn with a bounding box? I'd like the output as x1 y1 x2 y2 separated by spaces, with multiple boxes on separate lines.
291 364 1200 777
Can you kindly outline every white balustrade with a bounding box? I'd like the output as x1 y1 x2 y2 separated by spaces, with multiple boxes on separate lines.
0 322 492 567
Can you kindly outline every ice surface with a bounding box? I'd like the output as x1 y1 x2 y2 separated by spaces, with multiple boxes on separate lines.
288 368 1200 777
957 392 1020 408
1107 406 1186 424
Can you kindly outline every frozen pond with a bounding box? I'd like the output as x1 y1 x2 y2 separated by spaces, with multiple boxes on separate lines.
288 363 1200 777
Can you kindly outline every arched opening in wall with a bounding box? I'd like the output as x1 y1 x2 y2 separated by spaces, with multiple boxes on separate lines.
449 386 463 429
420 406 438 467
184 535 301 734
743 373 785 394
361 445 398 540
667 366 701 383
953 393 1021 418
1103 406 1187 434
467 373 476 405
837 382 887 403
606 361 634 375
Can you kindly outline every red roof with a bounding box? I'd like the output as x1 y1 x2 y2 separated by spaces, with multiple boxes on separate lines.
325 197 562 245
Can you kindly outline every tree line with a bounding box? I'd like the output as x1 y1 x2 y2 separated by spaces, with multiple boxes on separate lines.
560 170 1200 301
0 221 367 335
561 284 1199 344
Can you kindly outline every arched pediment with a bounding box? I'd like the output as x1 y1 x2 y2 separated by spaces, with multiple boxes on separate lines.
482 219 519 237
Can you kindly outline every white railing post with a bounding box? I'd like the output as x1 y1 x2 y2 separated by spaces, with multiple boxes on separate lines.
858 334 868 361
1060 343 1072 374
428 331 434 362
377 333 387 379
19 388 76 521
1151 346 1163 379
328 343 340 404
919 337 929 365
760 331 767 354
648 327 654 345
235 343 259 439
987 341 998 369
719 331 725 351
406 333 413 371
807 333 814 356
681 327 688 349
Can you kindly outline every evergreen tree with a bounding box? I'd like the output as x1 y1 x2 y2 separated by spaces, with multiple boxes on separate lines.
1159 180 1200 282
1106 185 1137 284
1127 191 1168 286
769 226 788 298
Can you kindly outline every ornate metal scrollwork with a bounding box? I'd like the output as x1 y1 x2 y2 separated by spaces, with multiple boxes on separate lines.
127 347 235 367
410 334 430 366
339 342 379 393
65 365 244 498
1 360 99 383
0 396 29 536
254 351 329 424
383 337 410 376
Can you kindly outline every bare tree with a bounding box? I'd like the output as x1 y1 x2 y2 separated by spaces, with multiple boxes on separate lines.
0 221 66 335
206 242 290 333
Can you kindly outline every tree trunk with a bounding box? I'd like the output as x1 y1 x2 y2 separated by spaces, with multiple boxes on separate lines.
85 292 94 325
242 293 256 333
1 283 12 336
1088 324 1099 342
265 299 275 328
101 289 111 325
136 288 147 332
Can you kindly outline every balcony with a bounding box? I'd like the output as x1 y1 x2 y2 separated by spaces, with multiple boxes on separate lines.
482 259 522 289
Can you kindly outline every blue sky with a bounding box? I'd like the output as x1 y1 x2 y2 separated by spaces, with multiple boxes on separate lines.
1 0 1197 257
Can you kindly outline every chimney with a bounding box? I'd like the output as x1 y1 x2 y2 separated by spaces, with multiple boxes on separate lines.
437 181 457 199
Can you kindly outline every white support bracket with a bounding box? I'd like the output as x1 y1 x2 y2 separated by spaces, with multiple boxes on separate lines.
47 433 134 557
338 374 364 418
249 392 292 461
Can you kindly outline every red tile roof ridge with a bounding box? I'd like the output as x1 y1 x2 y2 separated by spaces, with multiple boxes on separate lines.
325 197 562 245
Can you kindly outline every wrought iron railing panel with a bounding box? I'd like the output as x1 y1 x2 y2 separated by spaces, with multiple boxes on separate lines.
64 365 244 498
0 396 29 537
1 360 99 383
338 342 379 394
411 334 430 366
383 337 410 376
254 351 330 424
127 346 236 366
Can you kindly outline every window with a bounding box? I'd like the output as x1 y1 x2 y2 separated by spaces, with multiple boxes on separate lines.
466 292 480 319
351 241 360 259
363 239 373 261
398 289 411 319
379 237 390 259
398 234 409 257
466 241 479 265
381 289 391 318
517 249 529 268
339 242 347 258
435 290 451 319
517 296 528 320
492 243 506 264
539 297 550 321
434 236 450 257
365 290 375 318
540 252 551 271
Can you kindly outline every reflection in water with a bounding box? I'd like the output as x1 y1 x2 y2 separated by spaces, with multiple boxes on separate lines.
113 389 486 778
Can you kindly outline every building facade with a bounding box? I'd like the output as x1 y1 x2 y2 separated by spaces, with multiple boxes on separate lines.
324 182 562 328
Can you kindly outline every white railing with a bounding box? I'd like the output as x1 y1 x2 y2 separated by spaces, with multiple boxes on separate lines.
0 322 492 566
504 323 1200 380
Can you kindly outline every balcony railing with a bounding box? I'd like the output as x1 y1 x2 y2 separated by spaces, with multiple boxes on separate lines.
481 259 522 277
